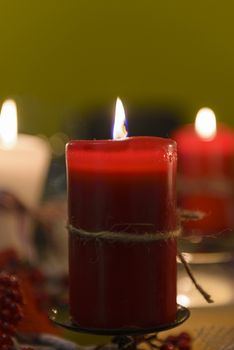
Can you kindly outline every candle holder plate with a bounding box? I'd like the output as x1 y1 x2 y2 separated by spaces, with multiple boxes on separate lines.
48 304 190 336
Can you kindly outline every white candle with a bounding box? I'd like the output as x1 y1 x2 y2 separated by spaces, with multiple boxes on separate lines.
0 99 51 259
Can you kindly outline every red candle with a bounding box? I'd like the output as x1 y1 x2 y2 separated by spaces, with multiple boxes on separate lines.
173 108 234 237
66 102 177 330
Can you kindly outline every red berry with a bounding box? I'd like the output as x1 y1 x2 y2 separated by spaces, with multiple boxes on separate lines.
0 321 16 336
11 310 23 325
1 309 11 321
165 335 178 345
0 275 11 287
160 343 175 350
9 276 19 288
177 338 191 350
9 302 18 312
0 297 12 308
178 332 192 342
6 289 23 304
0 332 13 345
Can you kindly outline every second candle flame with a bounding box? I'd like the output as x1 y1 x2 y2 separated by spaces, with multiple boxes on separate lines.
113 97 128 140
195 107 217 141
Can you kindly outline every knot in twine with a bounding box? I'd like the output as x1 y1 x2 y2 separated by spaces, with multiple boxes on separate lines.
68 223 213 304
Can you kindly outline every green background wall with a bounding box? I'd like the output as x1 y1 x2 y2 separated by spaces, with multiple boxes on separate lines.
0 0 234 135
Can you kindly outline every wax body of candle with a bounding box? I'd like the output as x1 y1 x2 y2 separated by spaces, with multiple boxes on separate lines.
0 134 51 259
66 137 177 329
0 134 50 208
173 124 234 236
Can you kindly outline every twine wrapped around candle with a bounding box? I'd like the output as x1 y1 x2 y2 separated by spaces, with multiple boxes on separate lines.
67 209 206 242
68 224 181 243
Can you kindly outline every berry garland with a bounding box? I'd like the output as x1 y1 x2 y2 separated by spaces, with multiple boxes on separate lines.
112 331 192 350
0 273 24 350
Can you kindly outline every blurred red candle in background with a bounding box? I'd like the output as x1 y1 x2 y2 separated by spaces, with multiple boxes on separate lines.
66 99 178 330
173 108 234 237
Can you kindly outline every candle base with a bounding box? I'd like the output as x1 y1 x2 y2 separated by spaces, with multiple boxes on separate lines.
49 304 190 336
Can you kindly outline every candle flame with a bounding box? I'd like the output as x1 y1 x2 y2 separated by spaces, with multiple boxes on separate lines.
113 97 128 139
195 107 217 141
0 99 18 148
